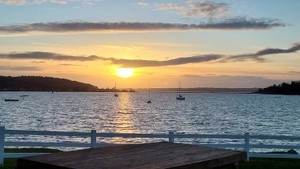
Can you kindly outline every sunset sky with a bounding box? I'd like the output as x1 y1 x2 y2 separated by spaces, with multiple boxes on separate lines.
0 0 299 88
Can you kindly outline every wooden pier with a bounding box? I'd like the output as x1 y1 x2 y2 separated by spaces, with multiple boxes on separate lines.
17 142 246 169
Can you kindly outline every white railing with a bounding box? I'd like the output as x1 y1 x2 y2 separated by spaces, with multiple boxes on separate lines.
1 126 299 166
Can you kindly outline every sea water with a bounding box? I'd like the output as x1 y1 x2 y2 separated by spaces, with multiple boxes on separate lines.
1 92 299 148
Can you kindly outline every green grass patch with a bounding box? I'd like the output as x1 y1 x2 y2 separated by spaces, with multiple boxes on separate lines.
1 159 17 169
239 158 300 169
1 148 61 169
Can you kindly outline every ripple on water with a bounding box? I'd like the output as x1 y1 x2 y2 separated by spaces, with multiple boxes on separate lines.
0 92 299 147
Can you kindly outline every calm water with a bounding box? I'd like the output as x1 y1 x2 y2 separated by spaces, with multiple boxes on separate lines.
0 92 300 151
1 92 300 146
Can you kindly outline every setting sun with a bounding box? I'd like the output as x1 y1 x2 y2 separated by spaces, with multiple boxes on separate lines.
116 68 134 78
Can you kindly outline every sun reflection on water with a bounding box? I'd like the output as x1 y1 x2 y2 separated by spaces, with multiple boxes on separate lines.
111 92 136 144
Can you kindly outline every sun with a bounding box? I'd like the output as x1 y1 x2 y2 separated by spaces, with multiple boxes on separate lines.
116 68 134 78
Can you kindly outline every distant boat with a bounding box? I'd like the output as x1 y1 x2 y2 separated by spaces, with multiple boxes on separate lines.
19 95 28 97
176 81 185 100
176 94 185 100
114 82 119 97
5 99 19 102
147 79 152 103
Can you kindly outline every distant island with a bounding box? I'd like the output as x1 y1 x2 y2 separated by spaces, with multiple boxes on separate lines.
255 81 300 95
0 76 134 92
137 87 258 93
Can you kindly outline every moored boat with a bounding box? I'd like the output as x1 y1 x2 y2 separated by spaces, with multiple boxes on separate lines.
114 82 119 97
147 79 152 103
176 94 185 100
176 81 185 100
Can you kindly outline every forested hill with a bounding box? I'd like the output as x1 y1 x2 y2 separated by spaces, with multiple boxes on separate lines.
0 76 100 92
255 81 300 95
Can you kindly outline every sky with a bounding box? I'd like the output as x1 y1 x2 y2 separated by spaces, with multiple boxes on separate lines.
0 0 299 88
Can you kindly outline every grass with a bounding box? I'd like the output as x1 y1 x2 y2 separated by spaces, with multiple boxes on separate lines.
239 158 300 169
0 148 61 169
1 149 299 169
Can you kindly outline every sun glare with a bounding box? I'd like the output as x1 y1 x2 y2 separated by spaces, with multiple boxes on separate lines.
116 68 134 78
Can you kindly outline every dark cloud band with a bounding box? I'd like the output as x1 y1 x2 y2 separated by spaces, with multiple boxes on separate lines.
109 55 222 67
0 51 100 61
0 43 299 67
0 52 222 67
226 43 300 62
0 65 40 71
0 19 284 34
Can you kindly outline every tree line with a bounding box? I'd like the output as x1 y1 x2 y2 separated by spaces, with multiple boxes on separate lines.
0 76 136 92
255 81 300 95
0 76 102 92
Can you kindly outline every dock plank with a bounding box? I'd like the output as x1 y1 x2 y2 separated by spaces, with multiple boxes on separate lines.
18 142 246 169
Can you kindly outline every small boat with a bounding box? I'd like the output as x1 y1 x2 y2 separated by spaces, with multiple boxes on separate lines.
19 95 28 97
176 81 185 100
176 94 185 100
114 82 118 97
5 99 19 102
147 79 152 103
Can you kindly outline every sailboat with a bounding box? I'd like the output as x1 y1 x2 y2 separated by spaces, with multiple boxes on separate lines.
114 82 118 97
176 81 185 100
147 79 152 103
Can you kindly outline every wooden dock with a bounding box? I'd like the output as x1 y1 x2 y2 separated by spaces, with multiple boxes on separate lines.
17 142 246 169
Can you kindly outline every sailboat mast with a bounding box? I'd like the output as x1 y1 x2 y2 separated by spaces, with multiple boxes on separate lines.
114 82 118 97
178 81 181 95
176 81 185 100
148 79 150 99
147 78 152 103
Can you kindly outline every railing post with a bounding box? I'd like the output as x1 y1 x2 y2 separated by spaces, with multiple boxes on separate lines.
244 132 250 161
90 130 97 149
168 131 175 143
0 126 5 166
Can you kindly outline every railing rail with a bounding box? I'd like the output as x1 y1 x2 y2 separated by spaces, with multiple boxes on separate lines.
0 126 299 166
5 129 91 137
